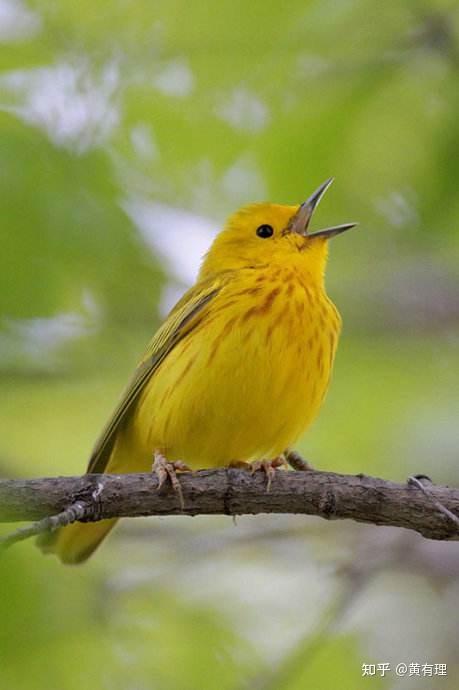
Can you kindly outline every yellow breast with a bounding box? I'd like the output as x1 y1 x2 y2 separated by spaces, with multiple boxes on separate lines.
131 266 341 469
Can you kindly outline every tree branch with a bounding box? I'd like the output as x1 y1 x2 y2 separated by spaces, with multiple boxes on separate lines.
0 501 89 549
1 466 459 547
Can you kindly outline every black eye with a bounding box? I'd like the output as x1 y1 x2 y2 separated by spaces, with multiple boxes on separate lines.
256 224 274 238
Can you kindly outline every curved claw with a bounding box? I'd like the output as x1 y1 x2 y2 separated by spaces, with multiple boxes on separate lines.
153 451 191 510
250 457 287 492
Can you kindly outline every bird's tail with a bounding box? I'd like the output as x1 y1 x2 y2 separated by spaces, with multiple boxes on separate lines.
37 421 150 564
37 518 118 564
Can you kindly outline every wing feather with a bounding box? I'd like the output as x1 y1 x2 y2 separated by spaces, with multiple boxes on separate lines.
87 278 222 474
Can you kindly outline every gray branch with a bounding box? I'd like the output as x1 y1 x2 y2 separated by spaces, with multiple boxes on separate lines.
1 467 459 545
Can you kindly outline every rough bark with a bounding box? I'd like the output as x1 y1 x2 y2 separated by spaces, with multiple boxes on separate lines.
1 468 459 543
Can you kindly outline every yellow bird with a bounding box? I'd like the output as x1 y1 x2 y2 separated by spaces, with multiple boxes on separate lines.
40 178 356 564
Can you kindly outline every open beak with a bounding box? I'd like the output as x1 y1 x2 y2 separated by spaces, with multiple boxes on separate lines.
288 178 357 239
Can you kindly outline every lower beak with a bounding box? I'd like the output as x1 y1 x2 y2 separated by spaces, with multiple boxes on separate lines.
288 178 357 239
307 222 357 239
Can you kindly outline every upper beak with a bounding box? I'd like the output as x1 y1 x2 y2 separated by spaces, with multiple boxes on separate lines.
288 178 358 239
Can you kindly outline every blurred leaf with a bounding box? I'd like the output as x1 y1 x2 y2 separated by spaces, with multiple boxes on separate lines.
0 112 163 323
0 547 111 690
286 635 385 690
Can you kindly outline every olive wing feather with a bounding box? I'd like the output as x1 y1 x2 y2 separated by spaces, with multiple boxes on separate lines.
87 280 222 474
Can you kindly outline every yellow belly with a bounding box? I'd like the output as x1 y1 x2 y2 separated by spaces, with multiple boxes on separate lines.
122 274 341 470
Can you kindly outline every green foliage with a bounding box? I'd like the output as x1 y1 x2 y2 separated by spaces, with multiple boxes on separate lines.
271 635 385 690
0 114 162 323
0 549 111 690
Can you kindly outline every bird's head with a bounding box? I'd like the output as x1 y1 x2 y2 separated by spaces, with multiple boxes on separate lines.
200 179 357 284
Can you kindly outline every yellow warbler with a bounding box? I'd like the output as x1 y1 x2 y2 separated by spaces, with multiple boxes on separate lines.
40 178 356 563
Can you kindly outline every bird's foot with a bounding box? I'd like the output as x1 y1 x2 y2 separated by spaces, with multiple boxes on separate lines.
284 449 314 472
250 456 287 492
152 451 191 510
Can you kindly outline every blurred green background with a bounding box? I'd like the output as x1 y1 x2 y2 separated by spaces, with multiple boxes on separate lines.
1 1 459 688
